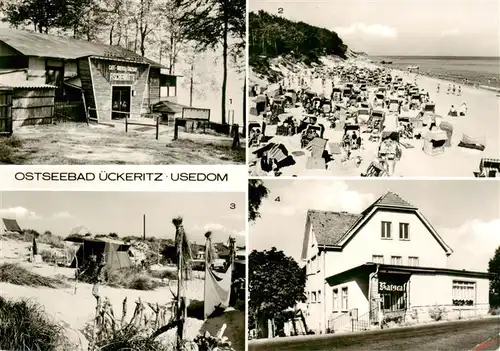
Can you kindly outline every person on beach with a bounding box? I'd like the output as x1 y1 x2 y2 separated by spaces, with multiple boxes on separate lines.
448 105 457 116
458 86 462 96
437 83 440 93
447 84 451 94
459 102 467 116
452 85 456 95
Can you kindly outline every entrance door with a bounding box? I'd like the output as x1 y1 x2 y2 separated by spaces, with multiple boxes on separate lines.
111 86 131 119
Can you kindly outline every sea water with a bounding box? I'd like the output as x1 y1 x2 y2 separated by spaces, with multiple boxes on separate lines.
371 56 500 90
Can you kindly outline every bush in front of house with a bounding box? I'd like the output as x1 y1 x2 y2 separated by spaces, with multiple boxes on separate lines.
0 296 68 351
429 304 447 321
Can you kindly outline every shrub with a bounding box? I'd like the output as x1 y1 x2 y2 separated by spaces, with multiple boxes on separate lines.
0 296 68 351
106 267 159 291
40 250 57 264
150 269 177 280
90 324 171 351
429 305 446 321
0 263 67 288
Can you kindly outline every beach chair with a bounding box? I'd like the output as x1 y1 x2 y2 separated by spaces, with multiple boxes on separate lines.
423 130 447 156
477 158 500 177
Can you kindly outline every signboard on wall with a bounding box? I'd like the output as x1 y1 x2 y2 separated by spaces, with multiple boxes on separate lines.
378 281 406 293
109 64 138 83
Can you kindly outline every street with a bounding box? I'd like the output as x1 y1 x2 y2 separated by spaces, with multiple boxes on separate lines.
248 317 500 351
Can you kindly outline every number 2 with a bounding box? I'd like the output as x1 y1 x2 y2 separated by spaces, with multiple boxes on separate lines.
278 7 283 14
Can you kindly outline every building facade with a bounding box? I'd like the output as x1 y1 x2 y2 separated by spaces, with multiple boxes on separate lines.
0 28 180 126
301 192 490 334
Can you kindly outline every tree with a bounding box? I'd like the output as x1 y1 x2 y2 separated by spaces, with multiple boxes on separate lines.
133 0 160 57
248 180 269 223
488 246 500 308
3 0 72 33
249 248 306 338
177 0 245 125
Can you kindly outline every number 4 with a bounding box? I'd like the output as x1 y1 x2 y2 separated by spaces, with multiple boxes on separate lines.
274 196 281 202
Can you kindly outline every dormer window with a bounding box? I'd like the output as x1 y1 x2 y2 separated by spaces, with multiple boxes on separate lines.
399 223 410 240
381 221 392 239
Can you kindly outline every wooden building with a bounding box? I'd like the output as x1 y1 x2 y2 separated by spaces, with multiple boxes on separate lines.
0 28 179 125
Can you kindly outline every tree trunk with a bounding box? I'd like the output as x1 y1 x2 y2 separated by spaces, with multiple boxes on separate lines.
221 0 228 125
242 76 246 136
189 61 194 107
109 25 114 45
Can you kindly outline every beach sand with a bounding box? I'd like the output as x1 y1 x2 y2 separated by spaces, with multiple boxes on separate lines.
249 56 500 177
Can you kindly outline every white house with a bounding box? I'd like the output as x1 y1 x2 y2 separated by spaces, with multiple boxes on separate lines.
301 191 490 335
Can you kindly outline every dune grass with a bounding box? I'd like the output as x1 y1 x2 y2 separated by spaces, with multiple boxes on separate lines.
0 263 68 288
0 135 25 164
106 267 162 291
0 296 68 351
92 324 172 351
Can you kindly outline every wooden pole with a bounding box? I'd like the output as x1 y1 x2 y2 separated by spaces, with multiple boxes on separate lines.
143 214 146 241
125 113 128 133
176 238 183 350
174 118 179 140
156 114 159 140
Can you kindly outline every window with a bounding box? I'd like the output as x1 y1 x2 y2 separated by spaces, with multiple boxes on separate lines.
391 256 402 265
311 291 317 303
399 223 410 240
408 256 419 267
372 255 384 264
317 290 322 303
341 287 348 310
452 281 475 306
333 289 338 311
381 221 392 239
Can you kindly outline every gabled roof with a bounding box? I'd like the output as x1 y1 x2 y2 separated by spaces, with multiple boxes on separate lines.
2 218 21 233
301 191 453 260
362 191 416 214
0 27 162 67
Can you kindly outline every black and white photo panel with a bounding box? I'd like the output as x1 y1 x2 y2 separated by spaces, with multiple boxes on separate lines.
248 179 500 350
0 191 246 350
247 0 500 177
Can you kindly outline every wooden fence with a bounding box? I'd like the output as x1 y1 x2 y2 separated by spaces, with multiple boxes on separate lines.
0 89 13 136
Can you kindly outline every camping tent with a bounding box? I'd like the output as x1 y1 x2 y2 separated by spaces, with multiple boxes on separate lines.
2 218 21 233
67 237 132 271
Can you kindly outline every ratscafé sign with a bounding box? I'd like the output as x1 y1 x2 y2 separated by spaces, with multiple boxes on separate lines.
109 64 138 82
379 281 406 292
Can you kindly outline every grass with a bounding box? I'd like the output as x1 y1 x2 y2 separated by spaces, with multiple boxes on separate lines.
0 135 24 164
1 122 245 165
93 325 172 351
0 263 68 288
0 296 68 351
3 230 65 249
106 267 161 291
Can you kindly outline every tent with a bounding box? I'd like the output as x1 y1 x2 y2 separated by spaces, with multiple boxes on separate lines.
67 237 132 271
2 218 21 233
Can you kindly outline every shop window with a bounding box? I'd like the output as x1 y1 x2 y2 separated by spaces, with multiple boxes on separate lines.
399 223 410 240
332 289 338 311
381 221 392 239
341 287 348 311
390 256 402 265
382 290 406 311
408 256 419 267
452 281 475 306
372 255 384 264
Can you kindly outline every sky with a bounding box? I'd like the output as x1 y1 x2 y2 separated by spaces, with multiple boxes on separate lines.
0 192 246 246
250 180 500 272
250 0 500 57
